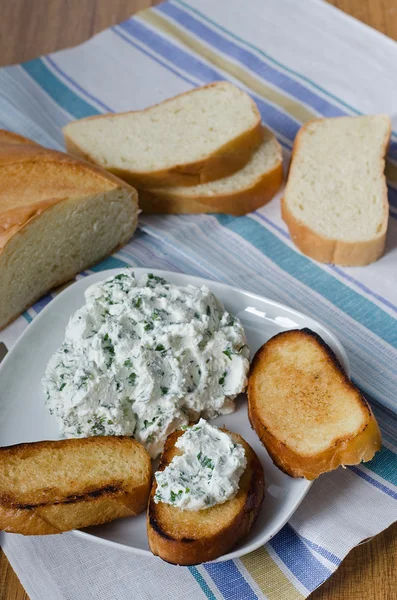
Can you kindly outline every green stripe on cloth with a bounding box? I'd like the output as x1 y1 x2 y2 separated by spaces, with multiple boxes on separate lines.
216 214 397 349
22 59 99 119
241 547 304 600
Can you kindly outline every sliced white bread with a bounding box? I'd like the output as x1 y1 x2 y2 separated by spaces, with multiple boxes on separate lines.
0 437 152 535
63 82 264 189
0 131 138 330
138 128 283 215
282 115 391 266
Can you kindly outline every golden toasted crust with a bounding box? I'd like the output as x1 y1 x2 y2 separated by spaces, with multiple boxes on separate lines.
248 329 382 480
138 157 283 215
147 429 265 565
63 82 264 189
0 130 136 251
281 117 390 267
0 437 152 535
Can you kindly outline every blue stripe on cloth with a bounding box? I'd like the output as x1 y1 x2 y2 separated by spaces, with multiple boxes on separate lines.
349 466 397 500
253 211 397 314
189 567 217 600
89 256 129 272
112 26 197 86
45 56 113 112
301 539 341 566
362 446 397 486
217 214 397 349
32 293 53 314
204 560 258 600
159 2 344 117
269 524 331 590
22 59 99 119
119 19 300 142
173 0 397 155
22 311 33 323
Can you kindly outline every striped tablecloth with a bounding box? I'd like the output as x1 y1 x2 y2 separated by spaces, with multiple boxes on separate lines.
1 1 397 598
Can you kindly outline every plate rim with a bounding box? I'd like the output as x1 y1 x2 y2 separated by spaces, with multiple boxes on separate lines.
1 267 352 562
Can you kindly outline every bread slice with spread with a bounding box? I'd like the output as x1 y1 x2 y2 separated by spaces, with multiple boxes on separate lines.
248 328 381 479
0 130 138 330
63 82 264 189
147 420 265 565
0 436 151 535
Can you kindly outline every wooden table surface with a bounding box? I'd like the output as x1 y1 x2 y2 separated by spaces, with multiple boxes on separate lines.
0 1 396 599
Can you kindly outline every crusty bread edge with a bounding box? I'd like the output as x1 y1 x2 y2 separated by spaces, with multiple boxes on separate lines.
63 83 264 189
147 429 265 565
0 437 152 535
247 328 382 480
138 143 283 215
281 116 391 266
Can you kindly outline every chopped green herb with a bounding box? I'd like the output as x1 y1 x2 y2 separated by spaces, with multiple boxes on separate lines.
223 349 233 360
155 344 165 352
114 273 128 281
128 372 137 385
134 297 142 309
107 419 113 425
170 490 183 503
124 358 132 367
144 322 154 332
219 371 227 385
197 452 214 470
194 312 200 319
59 382 66 392
161 386 168 395
152 310 161 320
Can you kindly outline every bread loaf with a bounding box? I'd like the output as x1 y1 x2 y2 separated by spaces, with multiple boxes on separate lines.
0 131 138 330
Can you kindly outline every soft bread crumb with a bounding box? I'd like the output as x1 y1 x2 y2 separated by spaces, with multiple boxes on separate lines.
284 115 390 241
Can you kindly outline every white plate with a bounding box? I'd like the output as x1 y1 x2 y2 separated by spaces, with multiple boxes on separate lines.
0 268 349 562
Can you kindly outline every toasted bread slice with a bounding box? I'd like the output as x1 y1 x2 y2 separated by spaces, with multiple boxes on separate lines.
282 115 391 266
248 328 381 480
138 128 283 215
147 428 264 565
0 436 151 535
63 82 264 189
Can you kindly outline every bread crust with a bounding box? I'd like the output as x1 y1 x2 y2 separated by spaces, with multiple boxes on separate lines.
147 429 265 565
0 130 138 330
0 437 152 535
282 117 391 266
138 151 283 215
248 328 382 480
63 82 264 189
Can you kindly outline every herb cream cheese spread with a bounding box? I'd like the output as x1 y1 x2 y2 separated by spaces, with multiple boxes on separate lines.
43 271 249 457
154 419 247 510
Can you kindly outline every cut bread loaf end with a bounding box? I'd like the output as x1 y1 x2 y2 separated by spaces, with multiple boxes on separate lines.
139 128 283 215
147 429 264 565
63 82 264 189
0 131 138 331
248 328 381 480
0 437 152 535
282 115 391 266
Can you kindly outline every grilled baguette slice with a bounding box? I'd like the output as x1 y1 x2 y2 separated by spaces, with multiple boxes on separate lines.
0 437 151 535
248 328 381 480
147 428 264 565
63 82 264 189
138 128 283 215
282 115 391 266
0 130 138 330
